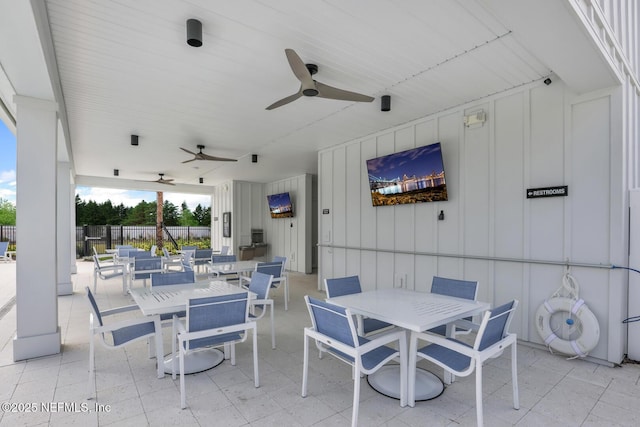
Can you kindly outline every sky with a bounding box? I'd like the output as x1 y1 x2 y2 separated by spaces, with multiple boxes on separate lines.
0 120 209 210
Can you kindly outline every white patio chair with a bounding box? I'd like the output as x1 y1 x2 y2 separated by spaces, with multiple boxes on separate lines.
161 247 182 271
245 271 276 349
86 287 164 399
302 296 407 427
429 276 480 337
325 275 393 336
0 241 12 262
172 292 258 409
408 300 520 427
92 254 126 294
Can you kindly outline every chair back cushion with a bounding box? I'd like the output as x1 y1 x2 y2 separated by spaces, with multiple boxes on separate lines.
131 251 153 259
306 296 356 347
212 255 237 263
256 262 282 279
478 300 517 351
194 249 213 264
134 257 162 279
248 271 272 300
86 287 103 326
325 275 362 298
181 245 197 251
431 276 478 300
151 271 195 287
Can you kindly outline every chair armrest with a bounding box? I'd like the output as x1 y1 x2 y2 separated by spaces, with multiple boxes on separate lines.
358 329 405 354
100 304 140 317
412 331 476 358
239 276 251 288
92 314 161 334
452 319 480 332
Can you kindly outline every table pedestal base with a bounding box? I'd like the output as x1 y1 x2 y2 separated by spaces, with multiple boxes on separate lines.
162 348 224 375
367 365 443 401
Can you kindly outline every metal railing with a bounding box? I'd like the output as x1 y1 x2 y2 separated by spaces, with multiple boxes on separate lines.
0 225 16 250
77 225 211 257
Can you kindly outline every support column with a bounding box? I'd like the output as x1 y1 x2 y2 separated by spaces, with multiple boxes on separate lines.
57 162 73 295
13 95 60 361
70 180 77 274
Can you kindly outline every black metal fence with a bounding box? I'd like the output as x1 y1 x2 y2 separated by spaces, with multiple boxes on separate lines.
0 225 16 250
76 225 211 257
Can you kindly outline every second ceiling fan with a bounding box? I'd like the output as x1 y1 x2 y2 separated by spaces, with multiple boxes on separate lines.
180 145 237 163
266 48 375 110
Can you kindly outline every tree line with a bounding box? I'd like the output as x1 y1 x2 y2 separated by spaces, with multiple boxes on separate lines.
75 195 211 226
0 198 16 225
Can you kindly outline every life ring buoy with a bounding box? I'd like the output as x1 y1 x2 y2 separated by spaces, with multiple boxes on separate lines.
535 297 599 357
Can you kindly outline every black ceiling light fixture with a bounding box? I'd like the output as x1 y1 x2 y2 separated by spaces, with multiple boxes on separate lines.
113 169 119 176
381 95 391 112
544 77 552 85
252 154 258 163
131 134 139 146
199 177 204 184
186 18 202 47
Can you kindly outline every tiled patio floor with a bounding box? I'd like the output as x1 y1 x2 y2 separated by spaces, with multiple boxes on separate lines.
0 261 639 426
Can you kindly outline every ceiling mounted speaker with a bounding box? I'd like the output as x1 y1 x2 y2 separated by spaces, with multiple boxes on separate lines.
186 19 202 47
252 154 258 163
199 177 204 184
113 169 119 176
131 134 139 146
381 95 391 112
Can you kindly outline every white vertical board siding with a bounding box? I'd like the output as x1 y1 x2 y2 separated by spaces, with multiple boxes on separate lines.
265 174 312 274
318 78 626 363
212 182 233 253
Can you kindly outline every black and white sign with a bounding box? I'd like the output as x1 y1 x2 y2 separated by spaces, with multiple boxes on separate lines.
526 186 568 199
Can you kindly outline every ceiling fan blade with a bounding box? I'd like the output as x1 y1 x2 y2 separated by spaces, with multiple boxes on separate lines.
285 49 314 87
182 158 197 164
180 147 196 155
315 81 375 103
266 90 303 110
200 153 238 162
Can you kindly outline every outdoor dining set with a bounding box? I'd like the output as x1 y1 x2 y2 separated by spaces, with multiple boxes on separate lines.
88 246 519 427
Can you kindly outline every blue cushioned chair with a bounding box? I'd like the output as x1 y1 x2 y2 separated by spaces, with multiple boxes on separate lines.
408 300 520 427
130 257 164 291
194 248 213 272
0 241 12 262
245 271 275 349
302 296 407 427
211 254 238 281
172 292 258 409
86 287 164 399
324 275 393 336
429 276 479 337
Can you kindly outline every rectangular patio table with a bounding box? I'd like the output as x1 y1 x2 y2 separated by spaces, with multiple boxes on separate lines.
328 288 489 403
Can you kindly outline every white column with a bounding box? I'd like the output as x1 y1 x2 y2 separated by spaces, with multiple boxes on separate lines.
13 95 60 361
70 181 77 275
57 162 73 295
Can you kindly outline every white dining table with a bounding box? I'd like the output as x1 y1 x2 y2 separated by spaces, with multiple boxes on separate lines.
207 260 259 277
130 280 256 374
328 288 490 401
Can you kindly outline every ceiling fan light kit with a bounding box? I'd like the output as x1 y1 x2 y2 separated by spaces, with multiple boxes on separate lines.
186 19 202 47
266 48 375 110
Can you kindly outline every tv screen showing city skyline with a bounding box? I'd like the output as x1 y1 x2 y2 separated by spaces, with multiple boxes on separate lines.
366 142 448 206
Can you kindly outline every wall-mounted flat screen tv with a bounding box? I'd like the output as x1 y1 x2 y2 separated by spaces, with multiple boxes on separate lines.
366 142 447 206
267 192 294 218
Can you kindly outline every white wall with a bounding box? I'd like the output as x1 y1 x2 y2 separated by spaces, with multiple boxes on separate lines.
264 174 314 273
318 79 628 363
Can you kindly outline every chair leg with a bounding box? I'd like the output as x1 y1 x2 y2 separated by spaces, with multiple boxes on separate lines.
351 361 361 427
399 333 407 408
408 332 418 407
475 360 484 427
93 272 98 294
302 334 309 397
269 304 276 349
88 336 95 399
253 326 259 388
511 342 520 409
172 321 177 380
179 341 186 409
154 329 164 379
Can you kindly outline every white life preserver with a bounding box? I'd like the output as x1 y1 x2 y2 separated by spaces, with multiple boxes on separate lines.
535 297 600 357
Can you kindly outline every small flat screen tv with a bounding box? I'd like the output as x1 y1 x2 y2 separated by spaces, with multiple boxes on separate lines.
366 142 448 206
267 192 294 218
